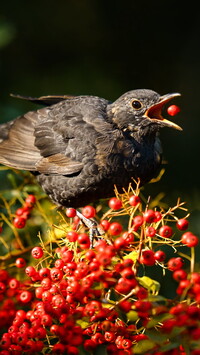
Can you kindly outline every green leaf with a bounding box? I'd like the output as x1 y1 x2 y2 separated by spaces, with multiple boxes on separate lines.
133 339 155 353
76 319 90 329
138 276 160 294
146 328 169 343
159 340 181 352
124 250 138 262
146 313 172 329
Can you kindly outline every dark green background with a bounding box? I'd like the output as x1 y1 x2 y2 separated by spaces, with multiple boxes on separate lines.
0 0 199 232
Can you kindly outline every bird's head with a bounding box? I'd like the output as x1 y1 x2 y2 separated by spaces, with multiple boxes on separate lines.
109 89 182 135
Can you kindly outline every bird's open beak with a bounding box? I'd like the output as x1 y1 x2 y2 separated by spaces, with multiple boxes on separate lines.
144 93 182 131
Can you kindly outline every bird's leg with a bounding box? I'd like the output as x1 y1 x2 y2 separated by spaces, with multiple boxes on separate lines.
76 211 105 247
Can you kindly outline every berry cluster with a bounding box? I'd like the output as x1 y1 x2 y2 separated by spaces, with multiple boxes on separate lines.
0 186 200 354
13 195 37 229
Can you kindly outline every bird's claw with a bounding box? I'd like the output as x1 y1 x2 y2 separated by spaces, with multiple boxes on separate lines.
76 210 105 248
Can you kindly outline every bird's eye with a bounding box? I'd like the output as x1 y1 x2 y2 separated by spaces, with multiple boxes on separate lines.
131 100 142 110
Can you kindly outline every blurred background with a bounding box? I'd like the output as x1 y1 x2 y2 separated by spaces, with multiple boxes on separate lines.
0 0 199 233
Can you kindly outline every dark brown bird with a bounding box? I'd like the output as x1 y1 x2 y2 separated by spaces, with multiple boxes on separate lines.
0 89 181 208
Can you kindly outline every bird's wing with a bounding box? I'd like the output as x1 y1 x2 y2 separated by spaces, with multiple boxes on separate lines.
0 95 113 175
0 111 41 170
10 94 75 106
0 105 83 174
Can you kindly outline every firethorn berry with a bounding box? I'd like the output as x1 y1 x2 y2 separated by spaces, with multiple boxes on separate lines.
39 267 50 279
66 230 78 242
108 197 122 210
168 257 184 271
77 233 90 245
19 290 32 303
176 218 189 231
13 216 26 229
108 222 123 236
25 194 36 207
122 231 134 244
25 265 36 277
66 208 77 218
154 250 166 262
9 278 20 289
159 225 173 238
114 236 126 250
145 226 156 238
0 282 6 293
154 211 162 222
50 267 63 282
100 219 110 231
129 195 141 206
190 272 200 284
31 246 44 259
140 250 155 266
82 205 96 218
173 269 187 281
133 215 144 229
143 209 156 223
15 258 26 268
167 104 181 116
181 232 199 247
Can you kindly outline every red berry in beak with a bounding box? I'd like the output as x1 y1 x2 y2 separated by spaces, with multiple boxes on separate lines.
167 104 181 116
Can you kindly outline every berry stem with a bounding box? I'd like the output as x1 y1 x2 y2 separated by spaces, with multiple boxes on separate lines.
190 247 195 274
0 212 25 250
134 227 145 273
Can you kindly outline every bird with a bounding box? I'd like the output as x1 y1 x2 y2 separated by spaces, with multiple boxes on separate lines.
0 89 181 211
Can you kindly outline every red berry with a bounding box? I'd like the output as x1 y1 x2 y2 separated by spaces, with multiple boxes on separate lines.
114 236 126 250
31 246 44 259
100 219 110 231
0 269 9 281
52 343 66 353
168 257 184 271
108 197 122 210
19 290 32 303
66 231 78 242
159 225 173 238
50 267 63 282
140 250 155 266
190 272 200 284
167 104 181 116
143 209 155 223
121 338 132 349
13 216 26 229
145 226 156 238
85 249 96 261
66 208 77 218
122 231 134 244
181 232 198 247
82 205 96 218
25 194 36 207
15 258 26 268
25 265 36 277
154 250 166 262
154 211 162 222
109 222 123 236
173 269 187 281
9 278 20 289
0 282 6 294
84 339 97 352
77 233 90 249
129 195 141 206
133 215 144 229
176 218 189 231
